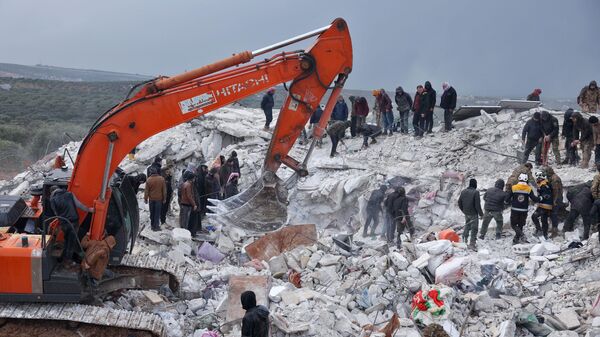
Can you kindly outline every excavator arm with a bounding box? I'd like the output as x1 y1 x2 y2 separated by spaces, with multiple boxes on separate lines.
69 18 352 241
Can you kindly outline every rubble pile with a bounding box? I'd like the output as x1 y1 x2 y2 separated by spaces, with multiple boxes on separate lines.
2 105 600 337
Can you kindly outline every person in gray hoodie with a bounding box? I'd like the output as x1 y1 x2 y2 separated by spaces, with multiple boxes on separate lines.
479 179 508 240
241 291 270 337
458 178 483 249
394 86 413 134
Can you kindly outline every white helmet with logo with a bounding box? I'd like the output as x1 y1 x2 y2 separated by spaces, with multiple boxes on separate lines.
518 173 528 182
534 171 546 180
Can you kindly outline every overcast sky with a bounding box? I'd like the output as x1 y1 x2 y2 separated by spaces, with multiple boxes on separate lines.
0 0 598 98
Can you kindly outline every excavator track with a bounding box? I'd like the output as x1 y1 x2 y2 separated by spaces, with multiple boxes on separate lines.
0 256 185 337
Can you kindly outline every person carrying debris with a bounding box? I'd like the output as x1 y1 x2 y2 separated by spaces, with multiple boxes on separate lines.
331 95 349 121
572 111 594 168
565 181 594 240
440 82 457 132
578 80 600 113
375 88 394 135
179 171 197 230
540 111 561 164
562 108 579 166
363 185 387 237
413 85 428 137
394 86 413 134
144 167 167 231
390 186 413 248
505 163 536 193
327 120 351 158
531 172 553 239
543 166 564 238
458 178 483 250
479 179 508 240
424 81 436 133
358 123 382 149
260 88 275 130
507 173 539 244
521 112 543 164
241 290 270 337
590 116 600 165
527 88 542 101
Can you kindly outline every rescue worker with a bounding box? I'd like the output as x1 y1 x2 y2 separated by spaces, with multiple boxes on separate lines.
241 290 270 337
565 182 593 240
327 120 351 158
578 80 600 113
228 151 241 177
590 116 600 165
309 105 324 147
358 124 382 149
205 167 221 202
225 172 240 198
260 88 275 130
572 111 594 168
372 90 381 127
440 82 457 132
521 112 543 164
331 95 349 121
531 172 553 239
355 96 370 129
424 81 436 133
144 167 167 231
479 179 508 240
146 155 162 177
375 88 394 135
349 96 358 137
160 163 174 225
413 85 427 137
179 172 197 229
80 234 116 281
562 108 578 166
505 163 535 193
543 166 563 238
363 185 387 237
390 187 413 248
590 165 600 233
50 186 94 267
540 111 561 164
507 173 539 244
395 86 413 134
527 88 542 101
195 165 208 215
458 178 483 250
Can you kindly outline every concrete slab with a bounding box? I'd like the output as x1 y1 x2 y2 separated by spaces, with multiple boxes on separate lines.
224 275 270 324
245 224 317 261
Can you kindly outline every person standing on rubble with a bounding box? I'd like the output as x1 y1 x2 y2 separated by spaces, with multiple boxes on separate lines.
331 95 349 121
146 155 162 177
349 96 358 137
565 181 594 240
540 111 561 164
363 185 387 237
160 163 174 225
531 172 553 239
440 82 457 132
372 90 382 127
562 108 579 166
195 165 208 215
394 86 413 134
507 173 539 244
229 151 241 177
309 104 324 148
521 112 543 164
327 120 351 158
572 111 594 169
479 179 508 240
241 290 269 337
144 167 167 231
390 186 413 248
261 88 275 130
355 96 370 130
413 85 428 137
543 166 564 238
505 163 536 192
179 171 197 230
375 88 394 135
578 81 600 113
458 179 483 250
205 167 221 205
589 117 600 165
424 81 436 133
527 88 542 101
589 165 600 233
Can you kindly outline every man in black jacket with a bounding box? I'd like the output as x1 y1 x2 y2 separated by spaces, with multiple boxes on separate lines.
390 187 413 248
363 185 387 237
458 179 483 250
358 124 382 149
479 179 508 240
395 86 413 134
146 155 162 177
241 291 269 337
327 120 351 158
562 108 578 166
521 112 543 164
424 81 436 133
440 82 457 132
160 164 174 225
540 111 561 164
261 88 275 130
413 85 427 137
565 182 594 240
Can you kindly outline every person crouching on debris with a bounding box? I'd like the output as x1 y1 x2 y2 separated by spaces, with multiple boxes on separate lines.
358 124 382 149
566 181 594 240
241 290 269 337
531 172 553 239
458 179 483 250
81 234 116 281
327 120 351 158
363 185 387 237
507 173 539 244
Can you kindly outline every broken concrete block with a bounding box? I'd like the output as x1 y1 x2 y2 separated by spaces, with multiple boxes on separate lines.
498 320 516 337
144 290 164 305
188 298 207 312
175 241 192 256
171 228 192 246
319 254 342 266
389 251 409 270
167 249 186 265
547 332 579 337
557 309 581 329
306 251 324 270
244 224 317 261
268 255 288 277
280 288 317 306
216 234 235 253
271 313 310 333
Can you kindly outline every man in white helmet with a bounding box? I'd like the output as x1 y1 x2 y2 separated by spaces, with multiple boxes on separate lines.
506 173 539 244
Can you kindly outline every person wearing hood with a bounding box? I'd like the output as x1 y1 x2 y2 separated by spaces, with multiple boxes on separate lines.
327 120 351 158
260 88 275 130
521 112 543 164
507 173 539 244
390 186 413 247
160 163 174 225
440 82 457 132
562 108 579 166
363 185 387 237
424 81 436 133
543 166 564 238
527 88 542 101
531 172 553 239
540 111 561 164
349 96 358 137
458 179 483 250
395 86 413 134
578 80 600 113
355 96 370 129
228 151 241 177
195 165 208 215
589 116 600 165
375 89 394 135
146 155 162 177
144 167 167 231
565 181 594 240
480 179 508 240
413 85 428 137
225 172 239 198
572 111 594 168
331 95 349 121
241 290 270 337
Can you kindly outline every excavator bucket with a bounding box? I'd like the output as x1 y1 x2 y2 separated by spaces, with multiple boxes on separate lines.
206 172 288 232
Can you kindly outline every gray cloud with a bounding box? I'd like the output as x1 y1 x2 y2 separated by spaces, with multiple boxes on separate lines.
1 0 598 98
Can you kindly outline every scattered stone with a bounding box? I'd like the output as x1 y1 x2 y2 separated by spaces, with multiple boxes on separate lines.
557 309 581 329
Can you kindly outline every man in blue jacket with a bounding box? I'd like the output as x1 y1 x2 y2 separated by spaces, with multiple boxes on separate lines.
260 88 275 130
331 96 349 121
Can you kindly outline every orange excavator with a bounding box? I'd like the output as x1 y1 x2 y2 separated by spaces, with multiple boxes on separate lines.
0 18 352 335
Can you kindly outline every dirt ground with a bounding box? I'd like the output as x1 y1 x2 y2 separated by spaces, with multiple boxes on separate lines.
0 319 155 337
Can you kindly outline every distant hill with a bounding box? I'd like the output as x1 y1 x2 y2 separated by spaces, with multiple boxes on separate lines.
0 63 151 82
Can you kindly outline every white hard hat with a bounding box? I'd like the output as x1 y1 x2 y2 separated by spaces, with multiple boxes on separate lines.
518 173 528 182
